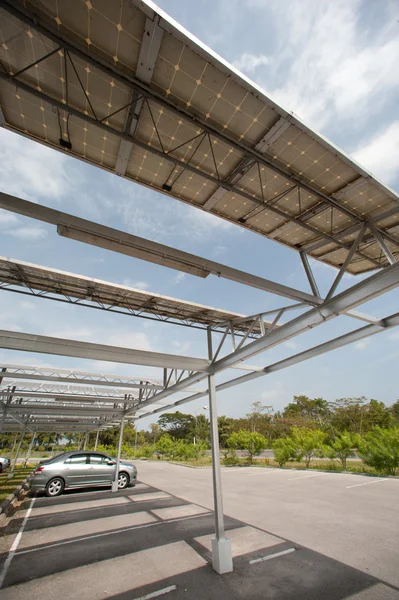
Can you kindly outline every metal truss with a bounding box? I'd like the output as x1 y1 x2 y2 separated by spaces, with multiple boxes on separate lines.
131 260 399 415
137 309 399 419
0 282 263 339
1 0 398 268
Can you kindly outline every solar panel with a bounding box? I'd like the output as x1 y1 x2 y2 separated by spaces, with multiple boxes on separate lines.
0 0 398 274
0 256 264 334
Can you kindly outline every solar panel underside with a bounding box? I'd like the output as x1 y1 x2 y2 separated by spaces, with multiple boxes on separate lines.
0 256 263 334
0 0 398 274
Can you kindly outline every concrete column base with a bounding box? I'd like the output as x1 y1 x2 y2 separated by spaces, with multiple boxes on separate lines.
111 480 118 492
212 537 233 574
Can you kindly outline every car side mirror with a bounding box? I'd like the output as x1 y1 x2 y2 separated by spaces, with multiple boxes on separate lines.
106 460 115 465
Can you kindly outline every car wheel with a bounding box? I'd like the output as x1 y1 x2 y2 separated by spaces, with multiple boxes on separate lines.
118 472 129 489
45 477 64 497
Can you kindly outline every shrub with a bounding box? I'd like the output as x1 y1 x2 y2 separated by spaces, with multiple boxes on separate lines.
323 432 358 470
273 438 298 467
227 430 267 464
222 448 239 465
291 427 326 468
141 444 156 459
358 427 399 475
156 434 175 459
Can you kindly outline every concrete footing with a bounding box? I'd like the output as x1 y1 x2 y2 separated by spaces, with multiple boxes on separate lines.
212 537 233 574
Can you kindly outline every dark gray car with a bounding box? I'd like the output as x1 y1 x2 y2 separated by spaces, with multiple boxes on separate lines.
30 451 137 497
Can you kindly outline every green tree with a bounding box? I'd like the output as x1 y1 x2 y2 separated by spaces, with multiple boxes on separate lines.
156 434 174 459
194 414 210 444
227 430 267 464
390 400 399 423
273 437 298 467
330 397 367 435
283 395 331 427
291 427 326 468
149 423 163 444
358 427 399 475
246 401 273 433
323 432 358 470
158 411 195 441
218 416 234 447
364 400 392 430
141 444 156 459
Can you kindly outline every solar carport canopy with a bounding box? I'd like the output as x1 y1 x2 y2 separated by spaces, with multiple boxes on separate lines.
0 256 264 335
0 0 398 276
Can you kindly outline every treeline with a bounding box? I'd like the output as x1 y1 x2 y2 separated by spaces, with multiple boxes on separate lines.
144 396 399 446
1 395 398 475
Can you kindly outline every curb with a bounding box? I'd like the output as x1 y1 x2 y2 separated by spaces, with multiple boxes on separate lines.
0 474 33 519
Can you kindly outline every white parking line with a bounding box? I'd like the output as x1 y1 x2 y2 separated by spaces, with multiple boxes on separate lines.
249 547 295 564
288 474 325 481
15 512 210 556
0 496 35 588
135 584 177 600
346 478 388 489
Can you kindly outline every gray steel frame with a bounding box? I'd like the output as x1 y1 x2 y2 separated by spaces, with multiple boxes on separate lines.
1 0 399 574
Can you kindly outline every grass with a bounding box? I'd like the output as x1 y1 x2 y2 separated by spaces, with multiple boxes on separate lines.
0 467 34 503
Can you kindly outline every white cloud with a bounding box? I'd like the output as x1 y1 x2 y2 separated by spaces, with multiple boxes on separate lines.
171 340 191 354
0 129 79 202
0 210 19 225
213 245 227 257
284 340 297 350
351 121 399 185
174 272 186 284
122 278 150 290
354 338 371 350
106 331 151 351
6 226 48 240
244 0 399 130
233 53 270 74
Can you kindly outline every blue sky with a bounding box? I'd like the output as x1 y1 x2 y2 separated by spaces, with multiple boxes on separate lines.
0 0 398 426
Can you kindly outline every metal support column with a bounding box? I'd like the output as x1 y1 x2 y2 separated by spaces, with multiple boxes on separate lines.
94 427 100 451
24 431 36 466
207 330 233 574
9 425 27 477
112 416 125 492
83 431 89 450
134 428 138 458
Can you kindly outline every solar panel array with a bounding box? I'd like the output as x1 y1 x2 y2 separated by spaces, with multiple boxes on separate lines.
0 0 398 274
0 256 263 334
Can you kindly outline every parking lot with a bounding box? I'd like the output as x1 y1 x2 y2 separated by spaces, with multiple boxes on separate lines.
0 462 398 599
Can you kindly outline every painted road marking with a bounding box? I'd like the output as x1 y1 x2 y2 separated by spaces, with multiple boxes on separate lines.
0 496 35 588
249 547 296 564
135 584 177 600
288 474 326 481
346 478 389 489
15 512 210 556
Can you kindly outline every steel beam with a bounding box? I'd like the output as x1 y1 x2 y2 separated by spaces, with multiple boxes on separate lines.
10 424 27 475
138 310 399 418
370 226 396 265
207 330 232 574
0 329 210 371
0 364 163 389
0 193 321 304
325 223 367 301
210 261 399 372
115 15 163 176
300 252 321 298
112 416 125 493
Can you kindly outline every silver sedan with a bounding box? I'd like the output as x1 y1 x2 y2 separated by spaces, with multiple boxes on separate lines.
30 451 137 497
